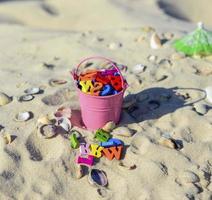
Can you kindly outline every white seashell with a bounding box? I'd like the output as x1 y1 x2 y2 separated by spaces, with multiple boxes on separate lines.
49 79 67 87
193 103 207 115
0 92 12 106
88 169 108 187
15 111 32 122
112 127 134 137
57 117 72 132
19 94 34 102
179 171 200 184
102 121 116 132
108 42 122 50
24 87 40 95
147 55 157 63
205 86 212 103
150 33 162 49
132 64 146 74
39 124 57 139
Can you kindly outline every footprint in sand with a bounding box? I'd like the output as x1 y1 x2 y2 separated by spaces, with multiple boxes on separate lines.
25 130 65 162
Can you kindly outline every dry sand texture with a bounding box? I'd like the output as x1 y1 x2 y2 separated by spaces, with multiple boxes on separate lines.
0 0 212 200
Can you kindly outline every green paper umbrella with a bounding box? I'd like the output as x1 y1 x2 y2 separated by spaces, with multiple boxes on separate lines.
173 22 212 56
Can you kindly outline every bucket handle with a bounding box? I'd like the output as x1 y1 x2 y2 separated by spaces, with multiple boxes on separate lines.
71 56 128 90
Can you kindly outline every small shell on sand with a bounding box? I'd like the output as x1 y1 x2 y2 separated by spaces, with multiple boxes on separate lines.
205 86 212 103
0 92 12 106
108 42 122 50
24 87 41 95
19 94 34 102
193 103 207 115
75 165 83 179
132 64 146 74
49 79 67 87
39 124 57 139
102 121 116 132
147 55 157 63
37 115 54 125
3 133 12 144
15 111 32 122
112 127 134 137
179 171 200 184
57 117 72 132
150 33 162 49
159 137 177 149
88 169 108 187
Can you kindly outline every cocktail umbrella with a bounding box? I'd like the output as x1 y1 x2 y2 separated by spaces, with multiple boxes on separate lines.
173 22 212 56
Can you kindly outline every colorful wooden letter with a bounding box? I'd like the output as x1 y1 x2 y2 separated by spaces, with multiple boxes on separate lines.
79 70 97 81
70 133 79 149
95 129 111 142
90 82 103 96
79 80 94 93
100 84 113 96
96 73 110 85
108 75 122 91
89 144 104 158
76 155 94 166
102 145 123 160
100 138 123 147
79 143 90 156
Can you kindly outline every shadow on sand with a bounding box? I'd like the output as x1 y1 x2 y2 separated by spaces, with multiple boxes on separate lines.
120 86 207 124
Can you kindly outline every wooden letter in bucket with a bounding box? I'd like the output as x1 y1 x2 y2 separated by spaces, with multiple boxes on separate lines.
90 82 103 96
79 80 94 93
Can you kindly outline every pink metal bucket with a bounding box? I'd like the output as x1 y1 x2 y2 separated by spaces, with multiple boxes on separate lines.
71 56 128 130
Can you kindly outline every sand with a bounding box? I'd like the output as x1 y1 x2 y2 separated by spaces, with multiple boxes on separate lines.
0 0 212 200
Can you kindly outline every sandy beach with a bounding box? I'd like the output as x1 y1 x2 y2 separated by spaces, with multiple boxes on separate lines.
0 0 212 200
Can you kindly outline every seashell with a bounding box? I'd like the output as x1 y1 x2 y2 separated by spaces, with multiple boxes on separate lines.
55 106 72 118
19 94 34 102
159 137 182 150
108 42 122 50
179 171 200 184
15 111 32 122
193 103 207 115
0 92 12 106
150 33 162 49
171 52 185 60
3 133 12 144
147 55 157 63
112 127 134 137
57 117 72 132
88 169 108 187
132 64 146 74
39 124 57 139
102 121 116 132
24 87 41 95
49 79 67 87
75 164 83 179
37 115 53 125
205 86 212 104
